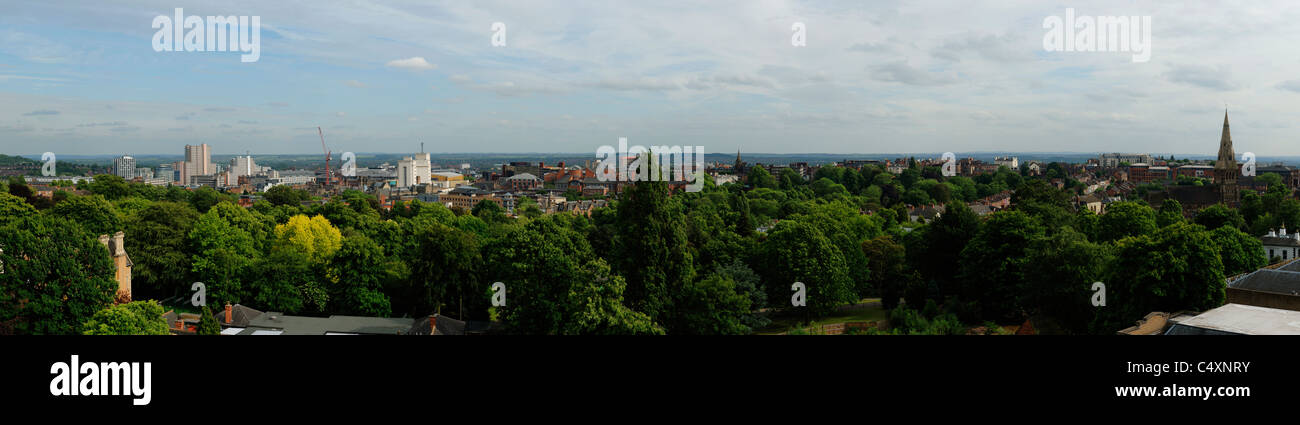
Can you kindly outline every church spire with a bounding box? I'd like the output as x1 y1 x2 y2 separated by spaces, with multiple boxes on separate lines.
1214 109 1240 206
1217 109 1234 166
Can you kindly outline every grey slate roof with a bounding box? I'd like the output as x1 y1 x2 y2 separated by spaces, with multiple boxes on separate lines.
1261 236 1300 247
406 314 498 335
241 313 413 335
1227 269 1300 295
220 304 264 327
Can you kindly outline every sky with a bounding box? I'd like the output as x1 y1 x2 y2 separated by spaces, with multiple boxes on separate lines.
1 0 1299 156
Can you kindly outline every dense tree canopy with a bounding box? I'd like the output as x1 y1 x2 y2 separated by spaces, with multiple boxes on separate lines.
0 216 117 335
0 154 1280 335
82 301 170 335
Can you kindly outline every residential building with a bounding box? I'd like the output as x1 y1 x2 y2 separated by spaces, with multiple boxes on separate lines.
505 172 541 191
441 186 499 210
1261 228 1300 262
993 156 1018 170
1098 152 1153 167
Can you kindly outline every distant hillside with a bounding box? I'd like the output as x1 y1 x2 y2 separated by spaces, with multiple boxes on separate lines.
0 154 38 166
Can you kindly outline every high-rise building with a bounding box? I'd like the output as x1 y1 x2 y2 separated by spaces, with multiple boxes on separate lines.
229 155 261 179
113 155 136 179
185 144 212 176
172 161 189 185
397 153 432 188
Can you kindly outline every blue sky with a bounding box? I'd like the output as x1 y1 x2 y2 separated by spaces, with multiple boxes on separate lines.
2 0 1300 156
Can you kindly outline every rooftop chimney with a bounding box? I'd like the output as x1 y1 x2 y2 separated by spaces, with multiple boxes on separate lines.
429 315 438 335
112 231 125 255
224 303 232 324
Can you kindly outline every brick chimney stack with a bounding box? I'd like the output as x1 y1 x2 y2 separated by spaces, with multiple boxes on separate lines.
224 303 232 324
429 315 438 335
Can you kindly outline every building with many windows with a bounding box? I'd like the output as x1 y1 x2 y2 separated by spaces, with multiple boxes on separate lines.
113 155 136 179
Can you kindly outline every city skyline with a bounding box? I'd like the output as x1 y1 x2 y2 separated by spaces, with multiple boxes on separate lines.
3 1 1300 155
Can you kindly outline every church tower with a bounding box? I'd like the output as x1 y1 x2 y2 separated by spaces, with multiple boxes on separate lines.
734 149 746 176
1213 110 1240 206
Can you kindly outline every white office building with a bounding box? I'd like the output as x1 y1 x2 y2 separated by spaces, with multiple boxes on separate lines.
113 155 136 179
397 153 432 188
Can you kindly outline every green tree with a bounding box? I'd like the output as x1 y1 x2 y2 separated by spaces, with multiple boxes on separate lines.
757 220 855 318
471 199 508 224
561 260 665 335
778 167 803 190
906 202 980 300
264 185 310 207
197 306 221 335
957 210 1045 322
82 301 169 335
1022 227 1113 334
84 174 131 200
273 214 343 265
0 192 36 227
1194 204 1245 231
326 235 395 317
124 201 199 299
1097 222 1226 333
862 235 907 310
1157 198 1184 228
189 206 260 305
0 216 118 334
190 186 223 213
615 181 696 327
675 274 752 334
1209 225 1267 277
405 218 480 318
1098 201 1157 242
49 194 121 236
747 165 777 189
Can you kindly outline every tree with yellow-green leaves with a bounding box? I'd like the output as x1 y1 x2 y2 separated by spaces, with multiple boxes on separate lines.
273 214 342 265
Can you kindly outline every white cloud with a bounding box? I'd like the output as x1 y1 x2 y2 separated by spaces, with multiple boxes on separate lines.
385 56 436 71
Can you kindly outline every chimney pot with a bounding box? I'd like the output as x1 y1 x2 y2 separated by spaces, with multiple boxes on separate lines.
224 303 232 324
429 315 438 335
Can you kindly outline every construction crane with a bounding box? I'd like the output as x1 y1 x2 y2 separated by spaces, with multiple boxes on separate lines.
317 126 332 186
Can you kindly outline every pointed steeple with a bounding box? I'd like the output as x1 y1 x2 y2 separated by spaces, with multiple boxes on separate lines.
1216 109 1234 167
1214 109 1240 206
